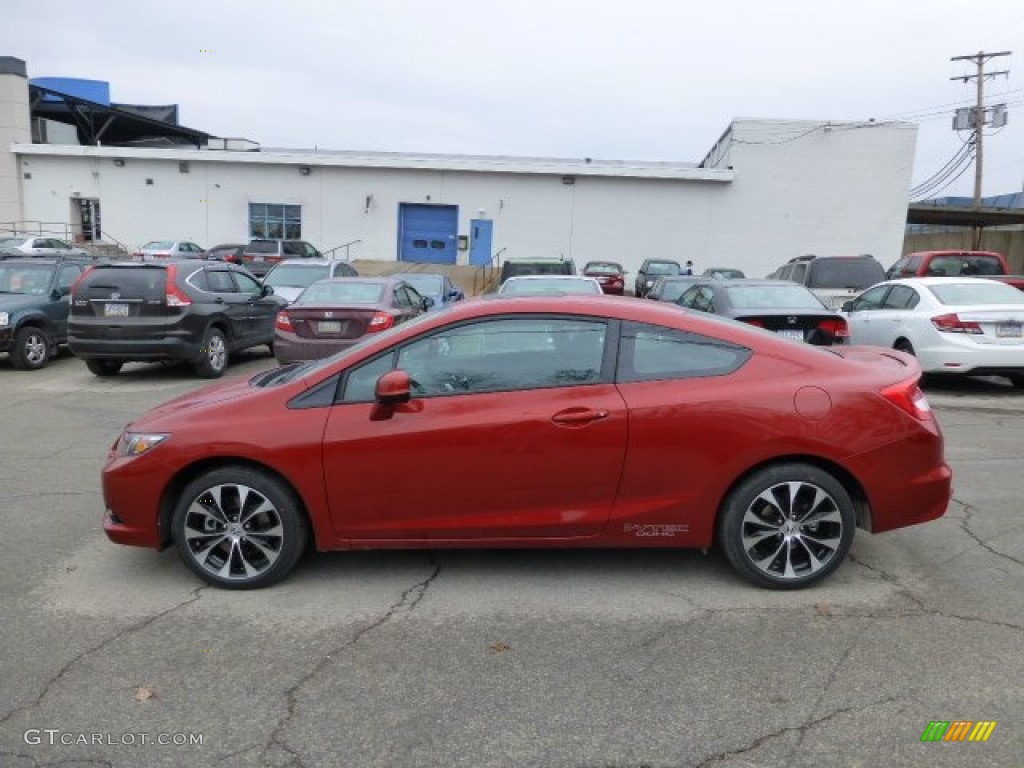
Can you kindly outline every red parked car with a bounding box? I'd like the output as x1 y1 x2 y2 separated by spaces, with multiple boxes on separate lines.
273 277 431 364
582 261 626 295
100 296 951 590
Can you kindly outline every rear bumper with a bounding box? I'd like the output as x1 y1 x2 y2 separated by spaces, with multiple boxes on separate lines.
274 332 361 363
845 427 952 533
70 334 201 362
916 338 1024 375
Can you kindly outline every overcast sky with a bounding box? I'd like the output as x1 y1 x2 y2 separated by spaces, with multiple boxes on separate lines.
4 0 1023 198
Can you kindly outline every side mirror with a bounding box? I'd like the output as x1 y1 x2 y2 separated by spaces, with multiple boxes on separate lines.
55 285 72 298
841 300 854 312
421 296 435 310
376 369 412 405
449 290 464 301
262 284 274 296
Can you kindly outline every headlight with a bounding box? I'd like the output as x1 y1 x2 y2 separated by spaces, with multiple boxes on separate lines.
0 312 9 327
646 280 654 287
117 433 170 457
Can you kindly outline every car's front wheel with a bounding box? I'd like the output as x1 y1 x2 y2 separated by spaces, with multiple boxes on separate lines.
717 463 855 589
10 326 51 370
172 466 308 589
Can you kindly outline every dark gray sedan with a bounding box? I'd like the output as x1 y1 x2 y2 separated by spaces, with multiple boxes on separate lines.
676 279 849 345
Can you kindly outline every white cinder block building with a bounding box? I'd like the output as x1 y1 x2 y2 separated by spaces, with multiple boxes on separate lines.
2 57 917 278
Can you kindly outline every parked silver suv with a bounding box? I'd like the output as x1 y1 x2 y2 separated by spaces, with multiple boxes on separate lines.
771 254 885 310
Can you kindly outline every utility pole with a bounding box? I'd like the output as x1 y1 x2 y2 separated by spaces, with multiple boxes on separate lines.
950 51 1011 206
951 50 1011 248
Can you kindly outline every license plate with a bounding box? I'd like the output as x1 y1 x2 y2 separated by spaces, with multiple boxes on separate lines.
253 255 264 262
317 320 341 333
777 329 804 341
104 303 129 317
996 322 1022 338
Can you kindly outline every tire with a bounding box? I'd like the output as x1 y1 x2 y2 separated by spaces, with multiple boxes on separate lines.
85 359 123 377
1007 374 1024 389
172 466 308 589
10 326 51 370
717 463 856 589
193 327 228 378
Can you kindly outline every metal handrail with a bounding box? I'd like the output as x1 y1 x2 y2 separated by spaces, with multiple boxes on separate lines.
322 239 362 260
1 221 75 239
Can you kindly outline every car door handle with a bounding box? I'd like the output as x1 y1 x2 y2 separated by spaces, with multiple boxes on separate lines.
551 408 609 424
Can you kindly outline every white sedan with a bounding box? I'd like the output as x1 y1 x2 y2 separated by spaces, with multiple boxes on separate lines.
0 235 90 257
844 277 1024 386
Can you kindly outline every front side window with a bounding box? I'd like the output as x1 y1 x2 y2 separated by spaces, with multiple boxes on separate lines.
249 204 301 239
617 321 751 383
396 317 607 396
233 271 264 296
57 265 83 290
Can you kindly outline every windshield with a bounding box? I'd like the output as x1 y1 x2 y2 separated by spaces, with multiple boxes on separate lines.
141 241 174 250
705 268 745 279
584 263 622 275
659 279 699 302
0 264 53 294
397 274 443 294
929 282 1024 306
499 278 601 295
646 261 680 276
246 241 279 254
265 264 329 288
0 238 28 249
726 284 826 309
807 259 884 290
296 281 385 304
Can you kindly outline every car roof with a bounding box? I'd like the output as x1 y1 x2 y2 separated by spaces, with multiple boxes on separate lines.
881 276 1015 287
267 258 347 267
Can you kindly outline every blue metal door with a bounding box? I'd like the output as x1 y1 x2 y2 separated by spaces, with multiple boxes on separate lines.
468 219 494 266
399 204 458 264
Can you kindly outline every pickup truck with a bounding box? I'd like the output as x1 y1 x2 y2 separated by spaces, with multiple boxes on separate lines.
886 250 1024 291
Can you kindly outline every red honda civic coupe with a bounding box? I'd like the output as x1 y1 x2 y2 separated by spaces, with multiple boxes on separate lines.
101 296 951 590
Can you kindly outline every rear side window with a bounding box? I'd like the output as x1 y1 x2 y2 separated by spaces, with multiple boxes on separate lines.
807 259 885 290
617 321 751 382
75 267 166 299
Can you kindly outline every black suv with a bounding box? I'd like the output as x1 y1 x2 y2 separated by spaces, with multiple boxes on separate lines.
0 256 95 370
240 239 324 277
69 260 286 378
635 259 682 297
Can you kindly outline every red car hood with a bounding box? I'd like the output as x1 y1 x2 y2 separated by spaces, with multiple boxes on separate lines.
128 373 269 429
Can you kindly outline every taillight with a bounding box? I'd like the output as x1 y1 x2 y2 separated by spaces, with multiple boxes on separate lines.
367 312 395 332
742 319 765 327
164 265 192 307
880 378 933 420
818 317 849 339
275 311 293 332
931 313 982 334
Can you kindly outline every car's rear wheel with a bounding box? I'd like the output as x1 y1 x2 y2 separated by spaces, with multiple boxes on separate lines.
194 327 228 378
1007 373 1024 389
717 463 855 589
10 326 51 370
172 467 308 589
84 358 123 377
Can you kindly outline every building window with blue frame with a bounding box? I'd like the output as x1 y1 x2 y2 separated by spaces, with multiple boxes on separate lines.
249 204 302 239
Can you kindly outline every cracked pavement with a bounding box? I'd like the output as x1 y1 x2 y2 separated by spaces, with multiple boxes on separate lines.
1 357 1022 767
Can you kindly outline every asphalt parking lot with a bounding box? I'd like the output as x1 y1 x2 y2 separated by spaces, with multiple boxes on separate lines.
1 351 1022 768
